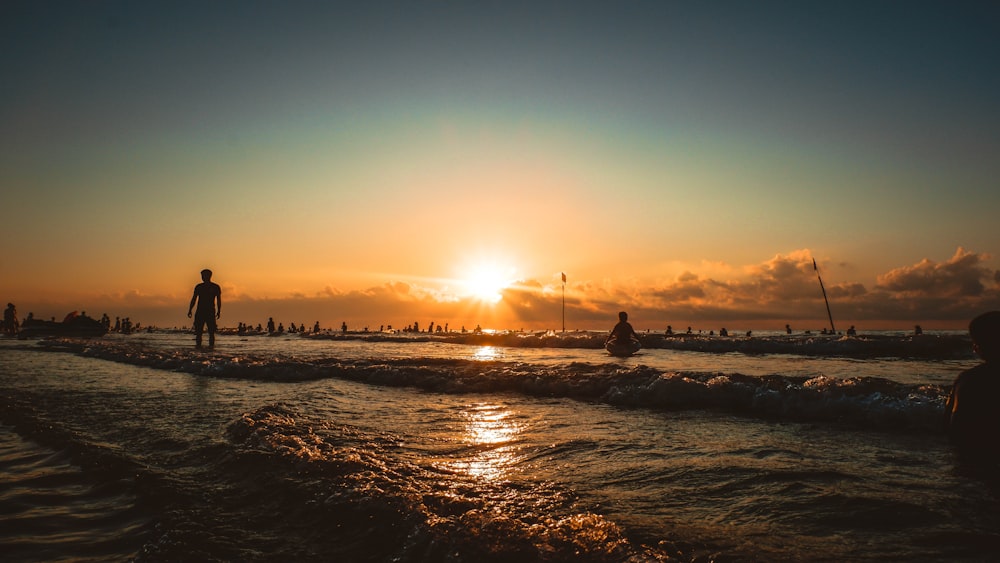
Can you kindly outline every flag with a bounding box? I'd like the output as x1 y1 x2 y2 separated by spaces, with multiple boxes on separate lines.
561 272 566 283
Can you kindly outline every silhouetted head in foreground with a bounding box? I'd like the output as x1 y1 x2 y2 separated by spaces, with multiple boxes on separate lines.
970 311 1000 364
618 311 628 322
201 269 213 282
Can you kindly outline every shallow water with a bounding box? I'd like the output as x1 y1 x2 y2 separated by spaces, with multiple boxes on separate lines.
1 332 998 561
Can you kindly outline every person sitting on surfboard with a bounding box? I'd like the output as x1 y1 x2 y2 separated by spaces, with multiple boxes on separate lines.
607 311 639 346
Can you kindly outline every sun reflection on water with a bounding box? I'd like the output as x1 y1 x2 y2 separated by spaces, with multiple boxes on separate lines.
453 403 523 480
471 346 503 361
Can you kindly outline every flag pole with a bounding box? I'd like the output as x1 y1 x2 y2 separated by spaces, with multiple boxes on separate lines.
561 272 566 332
813 259 835 333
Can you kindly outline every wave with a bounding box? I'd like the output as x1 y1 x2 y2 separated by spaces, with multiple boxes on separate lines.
219 404 681 562
2 397 686 561
0 427 149 562
37 339 950 433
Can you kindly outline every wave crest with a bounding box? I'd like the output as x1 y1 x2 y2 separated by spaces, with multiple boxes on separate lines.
41 339 950 432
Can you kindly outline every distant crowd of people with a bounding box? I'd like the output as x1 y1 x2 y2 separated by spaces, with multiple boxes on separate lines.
2 302 148 337
228 319 487 337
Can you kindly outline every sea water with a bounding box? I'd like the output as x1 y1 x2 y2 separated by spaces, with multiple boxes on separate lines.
1 331 998 561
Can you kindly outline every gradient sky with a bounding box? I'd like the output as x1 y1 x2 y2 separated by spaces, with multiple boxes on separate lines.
3 1 999 330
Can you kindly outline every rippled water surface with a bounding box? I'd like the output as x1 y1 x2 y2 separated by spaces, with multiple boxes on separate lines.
1 332 997 561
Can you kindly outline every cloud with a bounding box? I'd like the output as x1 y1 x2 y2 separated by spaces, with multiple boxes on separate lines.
622 248 1000 328
875 247 991 297
841 247 1000 322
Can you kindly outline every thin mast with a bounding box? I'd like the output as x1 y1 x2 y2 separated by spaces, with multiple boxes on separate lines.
561 272 566 332
813 259 835 333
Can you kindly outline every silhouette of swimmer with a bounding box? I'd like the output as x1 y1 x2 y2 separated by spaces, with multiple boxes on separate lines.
187 269 221 347
946 311 1000 462
3 303 18 336
607 311 639 345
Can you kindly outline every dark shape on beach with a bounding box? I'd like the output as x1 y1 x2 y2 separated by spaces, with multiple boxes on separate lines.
3 302 19 336
18 311 108 339
606 311 641 357
188 269 221 348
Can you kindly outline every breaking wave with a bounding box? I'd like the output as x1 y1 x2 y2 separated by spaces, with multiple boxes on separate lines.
37 339 949 433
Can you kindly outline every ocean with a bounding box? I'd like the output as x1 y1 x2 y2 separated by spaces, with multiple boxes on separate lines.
2 329 998 562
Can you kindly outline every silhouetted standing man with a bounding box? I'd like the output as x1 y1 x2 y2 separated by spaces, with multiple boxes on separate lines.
188 269 222 348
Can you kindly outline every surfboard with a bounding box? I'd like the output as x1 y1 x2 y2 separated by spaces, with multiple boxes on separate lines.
605 339 641 357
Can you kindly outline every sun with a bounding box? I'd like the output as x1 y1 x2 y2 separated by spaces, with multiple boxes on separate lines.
462 262 515 304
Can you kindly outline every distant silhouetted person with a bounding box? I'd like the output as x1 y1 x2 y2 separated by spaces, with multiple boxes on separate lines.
608 311 639 345
666 325 673 335
847 325 857 336
785 324 792 334
187 269 221 348
946 311 1000 462
914 324 923 336
267 317 275 334
3 303 18 336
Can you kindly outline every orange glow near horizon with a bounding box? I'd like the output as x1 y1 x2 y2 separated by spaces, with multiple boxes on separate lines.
460 261 517 304
2 247 990 333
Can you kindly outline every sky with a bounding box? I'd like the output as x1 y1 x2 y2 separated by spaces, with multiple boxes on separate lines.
2 1 999 331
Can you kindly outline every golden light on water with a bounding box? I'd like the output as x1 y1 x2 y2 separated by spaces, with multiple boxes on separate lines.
454 403 522 480
471 346 502 361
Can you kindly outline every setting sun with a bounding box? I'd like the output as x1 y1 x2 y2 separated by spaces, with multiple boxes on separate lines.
462 262 515 304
